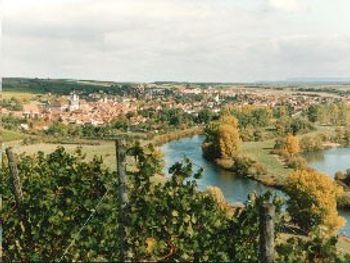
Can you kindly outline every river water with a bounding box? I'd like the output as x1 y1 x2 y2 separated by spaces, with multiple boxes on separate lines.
161 135 350 236
160 135 280 203
304 148 350 177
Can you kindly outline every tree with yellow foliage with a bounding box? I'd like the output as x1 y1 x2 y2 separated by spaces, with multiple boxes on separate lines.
218 123 240 158
284 134 300 156
285 169 345 235
203 114 240 159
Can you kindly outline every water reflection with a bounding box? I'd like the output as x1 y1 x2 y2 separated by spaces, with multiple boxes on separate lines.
303 151 325 163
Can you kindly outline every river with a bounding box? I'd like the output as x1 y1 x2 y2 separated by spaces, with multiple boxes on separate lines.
161 135 350 236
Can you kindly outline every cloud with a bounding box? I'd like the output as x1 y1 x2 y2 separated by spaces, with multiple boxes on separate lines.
2 0 350 81
245 34 350 79
267 0 306 12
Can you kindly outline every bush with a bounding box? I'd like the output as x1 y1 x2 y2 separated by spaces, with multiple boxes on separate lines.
337 192 350 209
277 230 350 262
286 156 307 169
334 169 350 186
335 171 346 181
219 156 267 178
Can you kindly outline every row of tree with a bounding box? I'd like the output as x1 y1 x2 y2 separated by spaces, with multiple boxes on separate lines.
307 102 350 125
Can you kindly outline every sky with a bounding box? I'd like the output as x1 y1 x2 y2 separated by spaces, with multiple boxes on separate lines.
1 0 350 82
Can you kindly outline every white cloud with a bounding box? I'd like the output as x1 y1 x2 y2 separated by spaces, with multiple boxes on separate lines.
268 0 305 12
2 0 350 81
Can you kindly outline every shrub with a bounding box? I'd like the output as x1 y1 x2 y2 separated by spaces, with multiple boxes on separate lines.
337 192 350 209
286 156 307 170
335 171 346 181
276 230 350 262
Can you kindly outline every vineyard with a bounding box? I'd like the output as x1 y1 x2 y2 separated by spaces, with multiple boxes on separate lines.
1 139 350 262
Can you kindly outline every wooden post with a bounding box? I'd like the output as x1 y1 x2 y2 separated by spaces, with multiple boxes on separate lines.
259 203 275 263
115 139 129 262
6 148 23 204
6 147 33 261
248 192 257 203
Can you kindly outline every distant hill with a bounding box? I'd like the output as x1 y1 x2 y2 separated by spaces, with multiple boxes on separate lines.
285 78 350 84
2 77 138 95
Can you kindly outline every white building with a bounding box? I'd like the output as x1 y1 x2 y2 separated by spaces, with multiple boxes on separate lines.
69 92 80 111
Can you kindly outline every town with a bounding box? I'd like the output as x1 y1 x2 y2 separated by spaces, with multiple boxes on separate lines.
1 78 348 135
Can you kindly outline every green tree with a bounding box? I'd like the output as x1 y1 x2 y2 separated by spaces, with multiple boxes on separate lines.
46 121 68 137
307 105 319 123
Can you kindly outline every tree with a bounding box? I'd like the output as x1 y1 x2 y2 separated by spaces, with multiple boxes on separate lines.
300 135 324 152
275 117 314 136
197 108 214 124
218 123 240 158
285 169 345 234
284 134 300 156
202 114 240 159
46 121 68 137
307 105 319 123
111 117 129 131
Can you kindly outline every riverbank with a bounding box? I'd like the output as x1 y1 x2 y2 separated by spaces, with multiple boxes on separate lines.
160 135 350 254
151 126 203 146
204 139 290 189
203 134 350 210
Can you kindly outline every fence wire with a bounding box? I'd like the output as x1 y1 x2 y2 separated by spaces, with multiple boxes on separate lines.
57 188 111 263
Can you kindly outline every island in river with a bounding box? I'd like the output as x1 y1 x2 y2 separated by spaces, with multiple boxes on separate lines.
161 135 350 236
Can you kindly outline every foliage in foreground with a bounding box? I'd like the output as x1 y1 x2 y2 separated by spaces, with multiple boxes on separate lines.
1 148 119 261
1 146 349 262
277 230 350 263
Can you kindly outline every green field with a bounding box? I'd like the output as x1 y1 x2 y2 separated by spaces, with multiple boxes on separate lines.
11 141 116 168
1 91 37 101
10 141 166 183
240 139 291 185
1 129 25 142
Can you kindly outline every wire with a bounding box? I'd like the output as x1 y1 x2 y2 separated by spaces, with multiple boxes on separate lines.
57 188 110 263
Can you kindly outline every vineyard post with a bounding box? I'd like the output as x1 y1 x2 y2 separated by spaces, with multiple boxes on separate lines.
259 202 275 263
115 139 129 262
6 147 33 261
